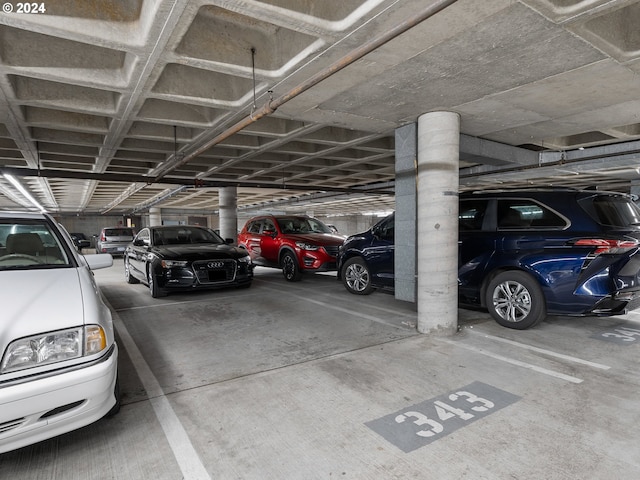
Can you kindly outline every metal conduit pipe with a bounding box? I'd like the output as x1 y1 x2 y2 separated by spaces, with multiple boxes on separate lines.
154 0 459 182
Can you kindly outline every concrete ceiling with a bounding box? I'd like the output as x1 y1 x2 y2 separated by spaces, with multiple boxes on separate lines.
2 0 640 216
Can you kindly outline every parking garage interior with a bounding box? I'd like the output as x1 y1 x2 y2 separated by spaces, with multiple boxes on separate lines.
2 0 640 478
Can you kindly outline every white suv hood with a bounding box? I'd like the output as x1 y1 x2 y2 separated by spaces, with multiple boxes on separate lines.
0 268 84 357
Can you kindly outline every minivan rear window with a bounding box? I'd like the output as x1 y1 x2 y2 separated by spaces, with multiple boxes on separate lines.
578 195 640 227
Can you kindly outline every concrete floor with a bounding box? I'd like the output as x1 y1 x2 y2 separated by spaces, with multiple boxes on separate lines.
1 260 640 479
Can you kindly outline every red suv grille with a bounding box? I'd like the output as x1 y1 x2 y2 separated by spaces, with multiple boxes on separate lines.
323 245 340 257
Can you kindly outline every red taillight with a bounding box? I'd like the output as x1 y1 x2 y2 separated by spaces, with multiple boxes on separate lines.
100 232 106 241
573 238 639 255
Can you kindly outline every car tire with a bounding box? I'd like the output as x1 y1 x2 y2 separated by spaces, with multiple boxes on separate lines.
148 268 166 298
485 270 546 329
124 256 139 284
281 251 302 282
342 257 374 295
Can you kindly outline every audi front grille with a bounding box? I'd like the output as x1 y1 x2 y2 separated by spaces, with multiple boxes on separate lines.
193 259 237 284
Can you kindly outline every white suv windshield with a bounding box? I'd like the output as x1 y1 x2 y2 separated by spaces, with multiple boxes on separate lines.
0 221 70 270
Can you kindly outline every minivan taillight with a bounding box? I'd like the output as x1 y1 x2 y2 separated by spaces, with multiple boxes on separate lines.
572 238 639 255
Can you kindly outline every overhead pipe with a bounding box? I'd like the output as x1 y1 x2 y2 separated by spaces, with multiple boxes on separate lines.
153 0 459 182
0 166 392 195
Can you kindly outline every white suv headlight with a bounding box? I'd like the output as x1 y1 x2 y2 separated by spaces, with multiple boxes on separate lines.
1 325 107 374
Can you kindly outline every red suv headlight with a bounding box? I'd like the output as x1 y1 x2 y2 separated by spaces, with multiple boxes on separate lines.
295 241 320 251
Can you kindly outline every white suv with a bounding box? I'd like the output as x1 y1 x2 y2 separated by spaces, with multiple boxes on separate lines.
0 211 119 453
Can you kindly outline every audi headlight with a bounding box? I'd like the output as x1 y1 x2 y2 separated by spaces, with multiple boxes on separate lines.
1 325 107 374
161 259 188 268
238 255 251 263
295 241 320 251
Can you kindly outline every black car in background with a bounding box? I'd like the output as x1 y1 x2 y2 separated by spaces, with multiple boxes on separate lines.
124 225 253 297
70 232 91 250
338 189 640 329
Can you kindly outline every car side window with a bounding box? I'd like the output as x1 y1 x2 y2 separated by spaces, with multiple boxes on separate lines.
376 217 394 241
248 221 262 233
497 199 566 229
262 219 276 233
459 200 488 231
137 229 151 245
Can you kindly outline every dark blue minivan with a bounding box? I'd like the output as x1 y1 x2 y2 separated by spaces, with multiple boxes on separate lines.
337 189 640 329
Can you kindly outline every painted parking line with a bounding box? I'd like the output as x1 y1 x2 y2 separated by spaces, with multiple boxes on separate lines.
445 340 583 384
253 279 417 321
474 332 611 370
113 291 266 313
106 300 212 480
259 284 414 330
623 311 640 324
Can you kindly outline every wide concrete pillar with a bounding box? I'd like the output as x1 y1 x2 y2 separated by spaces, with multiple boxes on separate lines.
149 207 162 226
416 111 460 335
219 186 238 242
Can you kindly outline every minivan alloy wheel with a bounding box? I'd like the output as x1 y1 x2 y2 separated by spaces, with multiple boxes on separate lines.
342 257 374 295
493 281 531 320
486 271 545 329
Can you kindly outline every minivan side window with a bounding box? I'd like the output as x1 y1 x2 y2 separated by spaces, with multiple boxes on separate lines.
459 200 488 231
376 216 394 241
497 199 566 229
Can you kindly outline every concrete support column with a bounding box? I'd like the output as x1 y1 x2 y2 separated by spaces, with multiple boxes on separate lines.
149 207 162 226
219 186 238 242
394 123 417 302
417 111 460 335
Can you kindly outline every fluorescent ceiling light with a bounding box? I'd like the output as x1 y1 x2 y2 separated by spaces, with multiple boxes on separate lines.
3 174 46 212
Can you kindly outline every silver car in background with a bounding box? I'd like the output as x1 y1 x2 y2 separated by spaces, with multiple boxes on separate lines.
0 211 119 454
95 226 135 256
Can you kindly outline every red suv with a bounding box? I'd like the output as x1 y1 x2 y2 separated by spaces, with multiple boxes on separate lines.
238 215 345 281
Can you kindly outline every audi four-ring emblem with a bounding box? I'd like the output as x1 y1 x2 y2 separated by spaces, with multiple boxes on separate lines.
207 261 225 269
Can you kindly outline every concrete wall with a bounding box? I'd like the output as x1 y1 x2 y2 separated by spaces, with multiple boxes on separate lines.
54 212 380 244
53 214 139 247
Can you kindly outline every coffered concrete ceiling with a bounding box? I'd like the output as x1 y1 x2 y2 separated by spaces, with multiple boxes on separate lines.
2 0 640 216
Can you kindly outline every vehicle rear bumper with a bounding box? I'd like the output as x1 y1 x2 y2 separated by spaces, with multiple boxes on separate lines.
589 290 640 315
571 250 640 315
0 344 118 454
98 244 129 255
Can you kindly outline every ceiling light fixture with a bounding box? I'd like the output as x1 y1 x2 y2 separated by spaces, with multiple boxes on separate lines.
3 174 46 211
